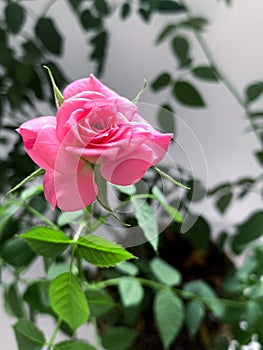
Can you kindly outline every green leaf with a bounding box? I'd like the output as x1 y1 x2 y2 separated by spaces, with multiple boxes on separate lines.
232 212 263 254
5 168 45 198
179 17 208 32
248 111 263 119
151 72 171 91
20 227 70 257
1 236 35 267
185 300 205 337
121 3 131 19
150 257 182 286
244 300 262 330
20 185 43 201
185 216 211 250
77 234 136 267
47 263 71 280
158 1 186 13
132 198 159 251
173 81 205 107
183 280 224 317
5 3 25 34
80 9 102 30
156 24 176 45
115 261 139 276
157 103 175 135
13 319 45 350
154 290 184 349
192 66 218 81
255 150 263 166
35 17 62 55
0 203 20 235
49 272 89 331
24 280 50 313
4 283 25 318
216 192 233 214
209 182 232 195
86 288 115 317
171 36 191 67
94 0 110 16
119 277 144 307
22 40 42 63
101 326 139 350
55 341 96 350
245 82 263 104
43 65 64 108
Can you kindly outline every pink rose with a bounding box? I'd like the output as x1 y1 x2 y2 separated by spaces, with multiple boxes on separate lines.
18 75 173 211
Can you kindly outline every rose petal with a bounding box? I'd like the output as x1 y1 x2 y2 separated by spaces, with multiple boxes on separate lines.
44 165 98 211
100 146 156 185
17 116 56 170
145 131 173 164
63 74 120 100
33 124 85 174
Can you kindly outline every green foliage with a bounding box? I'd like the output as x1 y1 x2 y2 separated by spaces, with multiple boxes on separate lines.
13 319 46 350
132 198 159 251
78 234 136 267
1 236 35 267
171 36 191 67
119 277 144 307
151 72 171 91
232 212 263 254
21 227 70 257
192 66 219 81
154 289 184 349
115 261 139 276
24 280 50 313
245 82 263 104
85 288 115 317
4 283 26 318
183 280 224 317
120 3 131 19
157 103 176 135
185 300 205 337
80 10 102 30
216 192 233 214
185 216 211 249
55 341 96 350
157 1 186 13
101 326 139 350
150 257 182 286
49 272 89 331
35 17 63 55
173 80 205 107
5 2 25 34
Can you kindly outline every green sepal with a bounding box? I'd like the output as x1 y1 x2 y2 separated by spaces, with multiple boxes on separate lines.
43 65 64 108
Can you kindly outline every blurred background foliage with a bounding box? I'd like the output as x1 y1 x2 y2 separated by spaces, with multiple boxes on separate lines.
0 0 263 349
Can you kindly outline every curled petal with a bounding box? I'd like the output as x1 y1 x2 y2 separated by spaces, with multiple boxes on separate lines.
44 165 98 211
63 74 120 100
145 131 173 164
17 116 56 170
100 146 156 185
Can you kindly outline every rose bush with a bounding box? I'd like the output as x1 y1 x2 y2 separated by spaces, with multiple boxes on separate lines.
18 75 173 211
